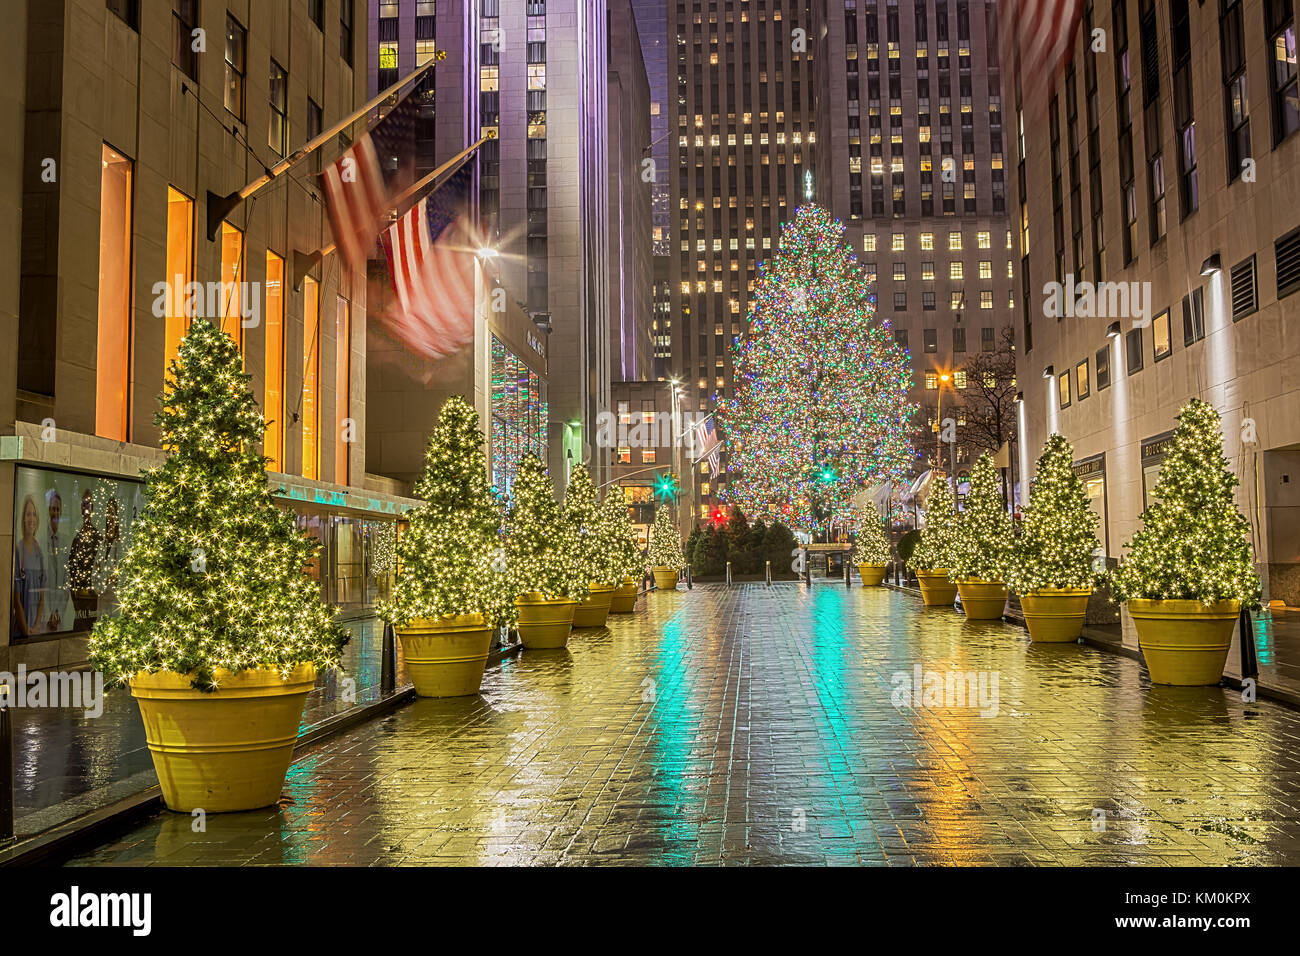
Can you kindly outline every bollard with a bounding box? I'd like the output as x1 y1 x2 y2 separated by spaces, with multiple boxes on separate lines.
1240 607 1258 679
726 561 732 586
381 621 396 696
803 548 811 588
686 565 693 589
0 683 12 842
844 556 851 588
765 560 772 586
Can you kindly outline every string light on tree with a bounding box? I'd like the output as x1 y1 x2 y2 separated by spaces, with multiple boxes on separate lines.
948 453 1016 581
907 476 960 572
716 204 916 534
648 506 686 570
88 318 347 692
505 455 589 601
1007 434 1100 593
851 508 891 565
564 464 624 585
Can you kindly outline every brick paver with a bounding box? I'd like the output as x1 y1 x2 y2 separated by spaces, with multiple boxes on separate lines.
67 584 1300 866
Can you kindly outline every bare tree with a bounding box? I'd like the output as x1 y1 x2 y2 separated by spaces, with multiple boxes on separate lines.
956 324 1018 457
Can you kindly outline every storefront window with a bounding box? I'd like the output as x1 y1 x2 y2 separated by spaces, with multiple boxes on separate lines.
490 335 547 496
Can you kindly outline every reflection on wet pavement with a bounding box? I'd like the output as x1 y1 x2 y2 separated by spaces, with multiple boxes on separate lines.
67 584 1300 865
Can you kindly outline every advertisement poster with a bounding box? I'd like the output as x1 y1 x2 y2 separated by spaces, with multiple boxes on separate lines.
11 466 145 640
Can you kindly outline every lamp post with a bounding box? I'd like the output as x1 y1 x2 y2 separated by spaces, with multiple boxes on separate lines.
934 371 952 474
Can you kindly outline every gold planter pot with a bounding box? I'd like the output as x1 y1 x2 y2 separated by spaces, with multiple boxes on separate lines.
652 566 680 591
129 663 317 813
1021 587 1092 643
915 568 959 607
956 578 1009 620
395 614 494 698
609 577 639 614
573 583 616 628
857 563 888 587
1129 598 1240 685
515 593 577 649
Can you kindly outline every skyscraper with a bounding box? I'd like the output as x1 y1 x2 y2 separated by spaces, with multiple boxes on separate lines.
670 0 816 523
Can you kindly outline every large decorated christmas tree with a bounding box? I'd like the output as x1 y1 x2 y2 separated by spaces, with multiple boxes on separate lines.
907 476 960 571
717 204 916 533
1109 399 1261 606
1007 434 1100 594
505 455 588 601
379 396 514 628
648 506 685 569
89 319 347 691
949 453 1015 581
564 464 621 585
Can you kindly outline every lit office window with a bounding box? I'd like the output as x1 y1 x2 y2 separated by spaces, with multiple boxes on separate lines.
335 297 351 485
302 276 321 480
265 252 285 471
96 144 133 442
164 187 193 384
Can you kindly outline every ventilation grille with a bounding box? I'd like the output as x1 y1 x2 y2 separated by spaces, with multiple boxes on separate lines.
1278 228 1300 300
1231 256 1258 320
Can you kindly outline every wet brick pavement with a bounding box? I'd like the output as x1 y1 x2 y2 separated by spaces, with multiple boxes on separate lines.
67 584 1300 866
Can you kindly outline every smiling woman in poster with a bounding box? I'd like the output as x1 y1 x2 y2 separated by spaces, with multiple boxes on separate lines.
12 494 47 636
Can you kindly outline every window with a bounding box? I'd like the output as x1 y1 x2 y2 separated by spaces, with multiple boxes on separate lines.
617 447 632 464
302 276 321 480
926 372 939 389
309 0 323 28
1058 370 1071 408
108 0 139 29
269 61 288 156
265 253 285 471
1279 225 1300 297
307 99 323 172
980 290 993 309
864 234 877 252
96 144 133 442
341 0 355 66
894 292 907 310
977 231 991 249
949 261 964 279
954 370 968 389
1096 345 1111 390
641 449 657 463
1076 359 1090 399
953 326 966 352
1153 309 1172 360
173 0 198 80
225 15 246 119
949 231 962 250
978 260 992 279
924 328 938 352
163 188 193 384
335 297 352 485
1268 0 1299 143
923 291 936 310
981 326 994 351
1126 327 1144 374
1182 288 1205 344
920 232 934 250
894 262 907 280
922 261 935 280
950 291 964 309
894 328 909 349
219 223 244 348
892 233 906 251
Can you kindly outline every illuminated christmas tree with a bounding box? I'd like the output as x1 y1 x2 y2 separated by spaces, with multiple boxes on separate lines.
564 464 620 584
1109 399 1261 606
88 318 347 691
949 453 1015 581
505 455 588 601
379 396 514 628
598 487 643 581
648 506 685 569
1007 434 1100 593
717 203 916 533
851 510 891 565
908 476 960 571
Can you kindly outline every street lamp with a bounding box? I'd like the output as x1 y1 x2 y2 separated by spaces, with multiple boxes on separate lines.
934 371 952 473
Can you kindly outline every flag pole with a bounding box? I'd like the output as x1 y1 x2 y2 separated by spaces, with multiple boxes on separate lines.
206 53 446 241
293 132 495 289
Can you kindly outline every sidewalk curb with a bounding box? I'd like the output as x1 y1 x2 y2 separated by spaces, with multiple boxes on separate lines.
884 582 1300 712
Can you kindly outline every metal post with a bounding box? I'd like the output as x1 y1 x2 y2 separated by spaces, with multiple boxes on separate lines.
765 560 772 586
725 561 732 586
1240 607 1258 679
803 547 812 588
844 554 851 588
381 622 396 696
0 683 13 842
686 565 693 589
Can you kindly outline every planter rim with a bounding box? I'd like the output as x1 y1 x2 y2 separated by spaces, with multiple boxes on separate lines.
1022 586 1093 597
516 592 579 605
954 577 1007 587
587 582 617 592
129 662 316 694
396 612 488 629
856 562 888 569
913 567 951 575
1127 597 1241 615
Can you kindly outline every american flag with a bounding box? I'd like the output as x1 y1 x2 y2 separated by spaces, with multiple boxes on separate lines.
693 416 722 480
379 161 478 360
319 74 431 277
998 0 1086 114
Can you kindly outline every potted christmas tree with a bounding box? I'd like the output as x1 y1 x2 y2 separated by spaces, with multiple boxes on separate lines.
506 455 588 648
565 464 619 628
907 476 960 606
853 509 891 586
1109 399 1261 684
88 319 347 813
603 490 643 613
1008 434 1100 642
949 453 1016 620
379 397 513 697
648 506 685 590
